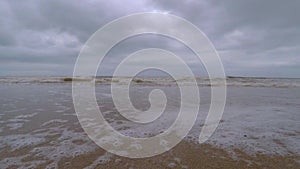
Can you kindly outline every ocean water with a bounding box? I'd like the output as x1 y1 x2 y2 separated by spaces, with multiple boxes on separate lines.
1 76 300 88
0 77 299 168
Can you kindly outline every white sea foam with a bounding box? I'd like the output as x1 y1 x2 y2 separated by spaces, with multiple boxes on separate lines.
0 126 98 169
0 77 299 88
0 155 45 169
84 152 113 169
41 119 68 126
1 134 46 151
15 112 38 119
6 123 24 130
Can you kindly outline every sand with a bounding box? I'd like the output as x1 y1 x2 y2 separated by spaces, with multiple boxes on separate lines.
2 139 299 169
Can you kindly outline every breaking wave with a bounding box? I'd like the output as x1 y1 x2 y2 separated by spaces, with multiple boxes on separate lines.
0 77 300 88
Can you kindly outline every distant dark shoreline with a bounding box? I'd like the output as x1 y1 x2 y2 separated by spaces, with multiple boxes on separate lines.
0 76 299 79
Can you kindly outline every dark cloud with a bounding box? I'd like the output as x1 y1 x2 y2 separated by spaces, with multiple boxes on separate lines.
0 0 299 77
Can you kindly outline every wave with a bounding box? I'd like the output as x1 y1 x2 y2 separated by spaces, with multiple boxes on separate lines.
0 77 300 88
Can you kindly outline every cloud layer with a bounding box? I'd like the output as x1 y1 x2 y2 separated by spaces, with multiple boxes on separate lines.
0 0 299 77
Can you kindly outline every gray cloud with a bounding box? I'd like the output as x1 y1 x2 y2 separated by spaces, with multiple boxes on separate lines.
155 0 300 77
0 0 299 77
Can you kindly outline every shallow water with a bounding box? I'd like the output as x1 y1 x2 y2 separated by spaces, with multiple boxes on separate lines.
0 81 299 168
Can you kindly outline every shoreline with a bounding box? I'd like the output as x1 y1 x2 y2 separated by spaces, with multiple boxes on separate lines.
54 141 300 169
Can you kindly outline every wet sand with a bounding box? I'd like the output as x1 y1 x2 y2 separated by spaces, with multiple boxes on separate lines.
58 142 299 169
5 140 299 169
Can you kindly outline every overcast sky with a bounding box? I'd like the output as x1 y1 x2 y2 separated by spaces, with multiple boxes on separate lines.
0 0 299 77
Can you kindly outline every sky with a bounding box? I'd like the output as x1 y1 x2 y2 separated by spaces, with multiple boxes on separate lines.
0 0 299 78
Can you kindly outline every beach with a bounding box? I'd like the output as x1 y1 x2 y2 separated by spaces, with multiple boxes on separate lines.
0 77 299 168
